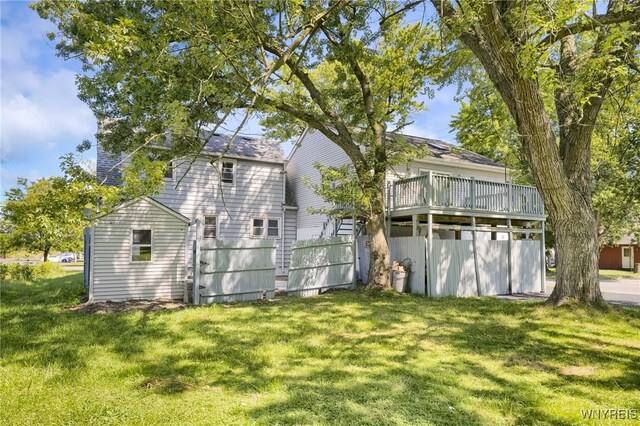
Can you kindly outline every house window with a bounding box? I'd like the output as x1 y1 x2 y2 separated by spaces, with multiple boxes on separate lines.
221 160 235 184
164 161 174 179
267 219 280 237
252 218 279 238
252 218 264 237
204 215 217 239
132 229 152 262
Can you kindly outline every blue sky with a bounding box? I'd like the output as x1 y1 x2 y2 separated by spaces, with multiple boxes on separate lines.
0 1 461 194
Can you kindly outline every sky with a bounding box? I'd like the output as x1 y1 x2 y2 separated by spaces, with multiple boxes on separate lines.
0 1 461 195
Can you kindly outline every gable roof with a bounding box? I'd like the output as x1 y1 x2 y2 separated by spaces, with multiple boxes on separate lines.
98 196 190 223
397 134 504 168
198 131 284 163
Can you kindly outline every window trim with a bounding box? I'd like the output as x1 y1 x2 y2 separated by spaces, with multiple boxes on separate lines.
130 228 153 263
251 217 280 239
164 160 175 181
203 214 218 239
219 159 237 186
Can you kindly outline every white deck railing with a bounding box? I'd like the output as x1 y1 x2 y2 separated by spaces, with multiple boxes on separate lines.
391 173 544 216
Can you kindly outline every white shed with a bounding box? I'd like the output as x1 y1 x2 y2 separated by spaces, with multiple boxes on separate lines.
88 197 190 302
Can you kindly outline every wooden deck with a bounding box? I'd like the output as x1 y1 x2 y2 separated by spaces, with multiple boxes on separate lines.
389 172 545 219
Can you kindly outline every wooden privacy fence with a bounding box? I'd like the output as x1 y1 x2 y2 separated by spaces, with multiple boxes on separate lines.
426 239 543 297
358 236 427 295
286 236 355 297
358 236 543 297
193 238 276 304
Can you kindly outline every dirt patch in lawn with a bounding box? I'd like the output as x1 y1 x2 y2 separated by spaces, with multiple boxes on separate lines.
70 298 187 314
559 366 596 377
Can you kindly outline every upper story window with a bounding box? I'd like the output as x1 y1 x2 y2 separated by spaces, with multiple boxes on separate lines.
204 215 217 239
131 229 152 262
164 161 174 179
220 160 236 184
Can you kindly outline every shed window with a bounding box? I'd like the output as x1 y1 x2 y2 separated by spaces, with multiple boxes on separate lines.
204 215 217 239
132 229 152 262
221 161 235 184
252 218 264 237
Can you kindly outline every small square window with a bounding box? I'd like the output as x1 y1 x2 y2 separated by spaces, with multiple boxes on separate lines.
164 161 174 179
132 229 152 262
204 215 217 239
221 161 235 184
267 219 279 237
252 218 264 237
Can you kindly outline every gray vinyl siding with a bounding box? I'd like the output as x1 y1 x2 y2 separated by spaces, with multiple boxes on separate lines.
90 198 188 302
282 209 297 272
288 129 509 239
152 156 287 271
287 129 351 238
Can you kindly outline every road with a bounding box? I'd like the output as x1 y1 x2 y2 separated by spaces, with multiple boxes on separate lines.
501 278 640 306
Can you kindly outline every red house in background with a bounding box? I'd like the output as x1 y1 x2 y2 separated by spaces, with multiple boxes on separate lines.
599 234 639 271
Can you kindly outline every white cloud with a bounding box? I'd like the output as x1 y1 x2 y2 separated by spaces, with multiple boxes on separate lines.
0 5 96 164
1 68 95 161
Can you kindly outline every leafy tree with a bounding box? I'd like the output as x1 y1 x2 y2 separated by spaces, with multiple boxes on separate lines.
452 71 640 248
431 0 640 306
33 0 438 289
1 155 115 261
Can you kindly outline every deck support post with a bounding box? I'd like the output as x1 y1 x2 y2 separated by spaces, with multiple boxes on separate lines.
540 221 546 294
507 218 513 294
471 216 481 296
427 213 433 297
412 215 418 237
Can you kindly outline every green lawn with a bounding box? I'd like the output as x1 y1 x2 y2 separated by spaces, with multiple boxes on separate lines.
547 268 640 281
598 269 640 281
2 273 639 425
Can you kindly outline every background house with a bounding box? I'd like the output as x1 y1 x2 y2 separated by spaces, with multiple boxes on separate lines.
287 128 546 296
95 132 298 281
599 234 639 270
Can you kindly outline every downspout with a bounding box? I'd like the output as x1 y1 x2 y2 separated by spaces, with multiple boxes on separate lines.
281 162 287 274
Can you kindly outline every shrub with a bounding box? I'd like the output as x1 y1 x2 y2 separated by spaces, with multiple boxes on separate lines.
0 262 64 282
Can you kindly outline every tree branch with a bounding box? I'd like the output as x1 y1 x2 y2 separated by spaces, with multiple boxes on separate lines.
538 6 640 48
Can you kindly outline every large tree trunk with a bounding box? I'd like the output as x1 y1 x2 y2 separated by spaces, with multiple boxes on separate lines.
365 210 391 290
363 168 391 290
549 209 603 305
43 246 50 262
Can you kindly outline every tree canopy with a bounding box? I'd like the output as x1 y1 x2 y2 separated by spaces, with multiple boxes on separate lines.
429 0 640 305
1 153 115 260
33 0 440 288
451 69 640 246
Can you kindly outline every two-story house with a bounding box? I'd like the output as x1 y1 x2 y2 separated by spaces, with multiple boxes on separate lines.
288 128 546 296
87 132 297 302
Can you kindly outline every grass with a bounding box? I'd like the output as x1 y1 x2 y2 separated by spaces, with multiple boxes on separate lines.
546 268 640 281
598 269 640 281
2 273 639 425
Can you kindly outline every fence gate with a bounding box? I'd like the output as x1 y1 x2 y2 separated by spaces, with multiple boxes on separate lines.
286 236 355 297
193 238 276 304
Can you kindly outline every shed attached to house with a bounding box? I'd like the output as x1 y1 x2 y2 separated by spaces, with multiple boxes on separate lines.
88 197 190 302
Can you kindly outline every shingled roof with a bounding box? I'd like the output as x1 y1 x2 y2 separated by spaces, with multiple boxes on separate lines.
199 132 284 163
398 134 504 168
